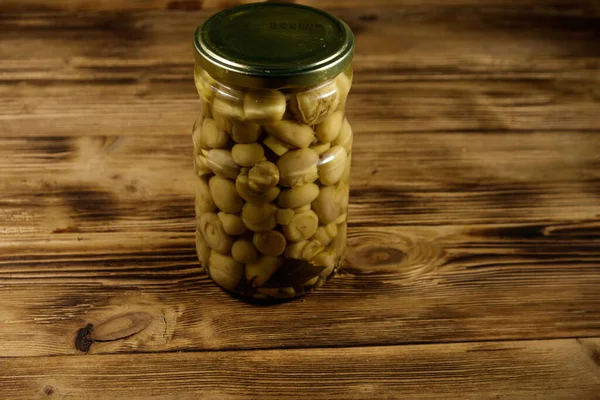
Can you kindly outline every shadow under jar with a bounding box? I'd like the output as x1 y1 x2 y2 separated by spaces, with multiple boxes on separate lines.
192 3 354 300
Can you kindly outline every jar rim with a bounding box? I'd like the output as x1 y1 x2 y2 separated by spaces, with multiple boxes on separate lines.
193 3 354 89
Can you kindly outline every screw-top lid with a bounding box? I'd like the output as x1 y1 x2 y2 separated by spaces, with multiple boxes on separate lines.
194 3 354 89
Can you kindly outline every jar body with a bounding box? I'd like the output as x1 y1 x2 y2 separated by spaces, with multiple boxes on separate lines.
192 64 353 299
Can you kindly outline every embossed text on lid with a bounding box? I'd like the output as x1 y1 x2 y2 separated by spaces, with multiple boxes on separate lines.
194 3 354 88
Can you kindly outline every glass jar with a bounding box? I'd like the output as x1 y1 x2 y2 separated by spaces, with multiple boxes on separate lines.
192 3 354 300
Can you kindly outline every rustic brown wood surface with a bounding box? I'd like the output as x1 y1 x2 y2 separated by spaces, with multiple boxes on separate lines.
1 0 599 398
1 339 599 399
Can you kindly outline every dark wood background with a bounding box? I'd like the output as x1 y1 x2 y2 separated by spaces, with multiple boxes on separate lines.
0 0 599 398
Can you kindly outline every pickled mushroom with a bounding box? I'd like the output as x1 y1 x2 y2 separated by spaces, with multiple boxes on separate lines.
277 183 320 209
318 145 347 186
230 120 262 143
263 135 292 156
193 64 216 103
217 212 247 236
311 222 338 246
209 176 244 214
199 118 229 149
248 161 279 192
194 154 212 177
315 111 343 143
214 111 232 135
241 202 278 233
335 71 352 111
236 169 280 203
194 177 216 216
231 239 258 264
200 97 213 118
192 115 204 155
206 149 240 179
198 212 233 254
340 155 352 185
332 117 353 154
303 276 319 287
283 210 319 242
276 208 295 225
311 250 336 278
253 230 286 256
310 141 331 156
277 149 319 187
212 95 245 121
208 251 243 291
334 212 347 225
294 204 312 213
311 185 342 224
340 184 350 213
264 120 316 149
244 90 287 124
231 143 264 167
195 230 211 266
284 239 323 260
289 79 339 125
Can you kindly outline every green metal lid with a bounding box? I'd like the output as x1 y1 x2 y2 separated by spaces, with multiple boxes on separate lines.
193 3 354 89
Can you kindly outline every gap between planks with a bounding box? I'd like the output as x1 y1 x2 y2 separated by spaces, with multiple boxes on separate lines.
1 335 599 360
0 337 598 400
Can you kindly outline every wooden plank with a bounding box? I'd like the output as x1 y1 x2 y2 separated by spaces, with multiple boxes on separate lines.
1 7 599 137
0 133 598 357
1 339 599 399
2 7 599 77
0 0 594 12
1 133 599 235
0 224 598 357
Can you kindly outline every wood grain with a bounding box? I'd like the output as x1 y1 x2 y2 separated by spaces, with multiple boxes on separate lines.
1 1 599 395
1 339 599 399
0 133 598 357
1 133 599 233
0 6 599 137
2 0 595 12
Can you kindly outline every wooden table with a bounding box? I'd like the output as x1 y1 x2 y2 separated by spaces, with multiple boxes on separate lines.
1 0 599 398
